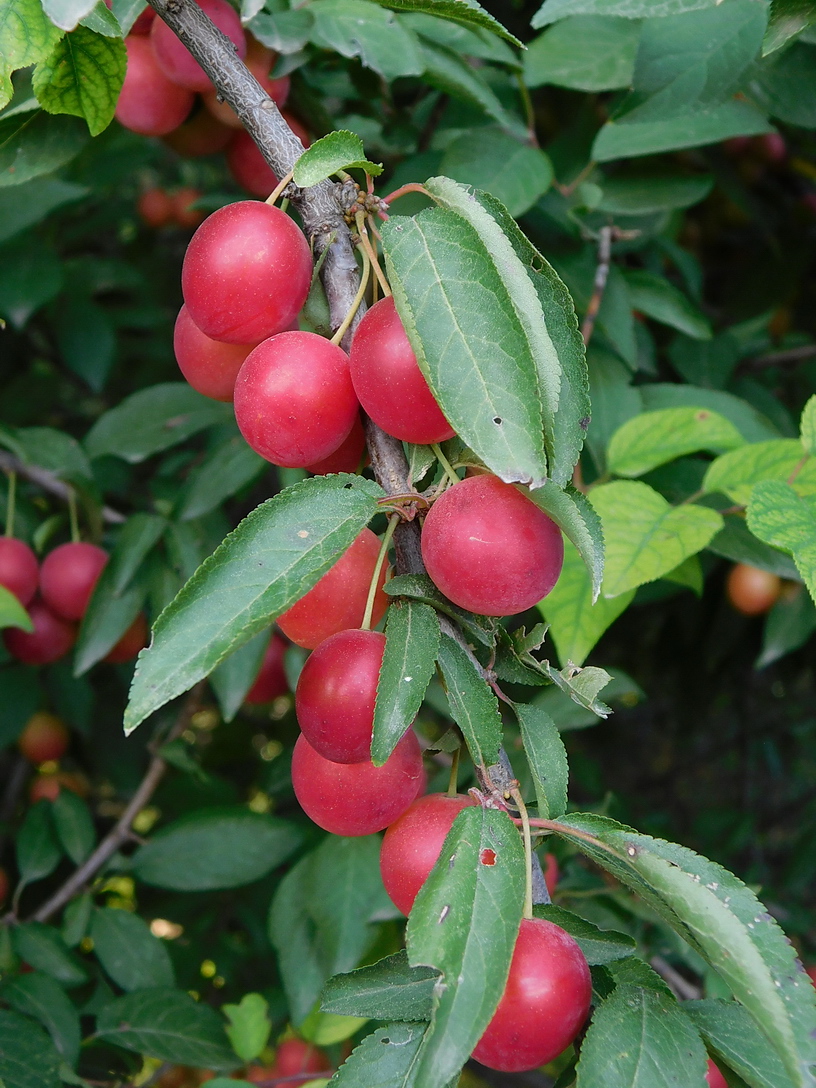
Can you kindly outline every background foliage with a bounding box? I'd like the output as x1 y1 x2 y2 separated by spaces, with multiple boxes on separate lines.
1 0 816 1084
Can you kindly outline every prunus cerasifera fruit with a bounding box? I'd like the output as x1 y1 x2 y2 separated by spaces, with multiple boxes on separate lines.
291 730 424 835
379 793 475 914
226 130 279 199
295 629 385 762
174 305 253 401
150 0 246 91
349 296 456 445
247 1039 330 1087
472 917 591 1072
116 37 194 136
706 1059 728 1087
172 187 205 229
4 600 76 665
162 108 232 158
182 202 312 345
18 711 70 764
0 867 8 905
277 528 388 649
244 633 288 704
40 542 108 621
29 771 88 803
421 475 564 616
0 537 39 606
138 188 175 229
306 414 366 475
233 331 359 467
726 563 781 616
544 852 558 896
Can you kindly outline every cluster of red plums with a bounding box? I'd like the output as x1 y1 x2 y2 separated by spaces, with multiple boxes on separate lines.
115 1 308 203
0 536 146 667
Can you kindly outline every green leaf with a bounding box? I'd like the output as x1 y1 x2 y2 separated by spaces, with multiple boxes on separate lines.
764 0 816 55
84 383 232 463
11 924 87 988
438 129 553 218
747 481 816 604
247 9 315 53
366 0 521 46
1 973 81 1066
800 395 816 457
51 789 95 865
309 0 424 80
548 813 816 1088
222 993 271 1063
372 600 440 765
383 194 550 488
74 513 165 675
623 271 712 339
708 515 799 580
13 426 92 482
597 170 713 215
685 998 799 1088
593 100 772 161
292 130 382 187
528 481 604 600
641 384 781 444
533 905 636 965
95 989 239 1069
751 42 816 128
81 0 124 35
125 474 382 733
0 108 89 187
0 585 33 632
543 661 614 717
269 836 390 1026
0 1009 61 1088
89 908 174 992
209 628 269 723
533 0 719 26
539 541 633 668
524 16 640 91
576 984 709 1087
406 806 525 1088
704 440 816 505
608 407 744 478
328 1023 428 1087
0 177 86 244
0 0 64 69
322 952 438 1022
436 633 502 767
53 292 116 392
41 0 96 31
0 236 62 329
463 190 590 487
383 572 497 648
132 807 301 890
178 434 265 522
757 585 816 669
16 802 61 888
110 0 147 35
590 480 723 597
417 40 522 131
300 1010 368 1047
515 701 568 818
32 27 125 137
268 858 326 1026
400 13 519 67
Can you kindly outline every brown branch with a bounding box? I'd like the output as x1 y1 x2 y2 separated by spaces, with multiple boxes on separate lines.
740 343 816 371
25 683 205 925
650 955 702 1001
580 225 613 347
0 452 125 525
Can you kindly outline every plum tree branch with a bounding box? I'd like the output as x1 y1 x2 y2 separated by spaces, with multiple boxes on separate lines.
0 452 125 525
144 0 549 904
26 683 206 925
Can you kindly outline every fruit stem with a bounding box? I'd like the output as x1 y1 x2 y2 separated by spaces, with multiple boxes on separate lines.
361 514 398 631
265 169 294 208
447 744 460 797
382 182 434 206
331 243 371 346
511 787 534 920
68 488 80 544
4 470 15 537
431 443 459 488
355 211 391 298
